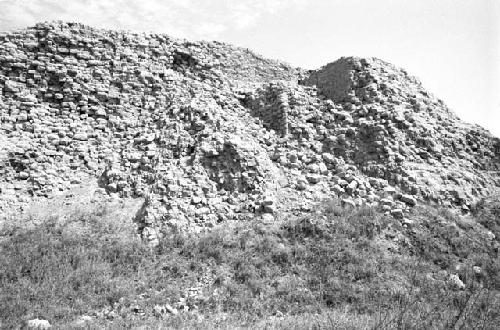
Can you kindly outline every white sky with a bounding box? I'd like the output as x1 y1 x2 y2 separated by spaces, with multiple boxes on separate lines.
1 0 499 137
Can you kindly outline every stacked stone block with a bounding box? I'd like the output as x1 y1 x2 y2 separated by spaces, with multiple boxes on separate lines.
243 83 291 137
1 22 499 241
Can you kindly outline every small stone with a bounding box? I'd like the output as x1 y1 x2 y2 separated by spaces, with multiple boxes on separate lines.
383 186 397 196
307 163 320 173
402 218 414 226
391 208 404 219
165 304 179 315
73 133 88 141
261 213 275 223
296 178 308 190
322 153 335 163
95 108 107 117
262 203 277 213
18 171 29 179
26 319 51 329
341 198 356 208
153 305 167 317
336 178 349 187
306 174 321 184
400 194 417 207
380 198 393 206
331 184 344 195
317 162 328 174
261 194 275 206
131 305 144 314
345 180 358 195
72 315 92 327
448 274 465 290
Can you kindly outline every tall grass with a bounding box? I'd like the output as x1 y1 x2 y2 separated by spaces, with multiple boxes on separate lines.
0 208 154 327
1 198 499 328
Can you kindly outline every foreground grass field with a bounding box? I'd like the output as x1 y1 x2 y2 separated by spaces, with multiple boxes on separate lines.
1 197 499 329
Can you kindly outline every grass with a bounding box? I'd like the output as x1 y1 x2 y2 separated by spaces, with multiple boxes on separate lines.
471 193 500 243
0 206 153 327
1 198 499 329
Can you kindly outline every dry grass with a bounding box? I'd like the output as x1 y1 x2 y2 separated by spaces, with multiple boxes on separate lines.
1 197 499 329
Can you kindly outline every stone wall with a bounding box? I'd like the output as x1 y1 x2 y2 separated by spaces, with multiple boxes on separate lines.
1 22 500 245
243 83 290 137
303 58 355 102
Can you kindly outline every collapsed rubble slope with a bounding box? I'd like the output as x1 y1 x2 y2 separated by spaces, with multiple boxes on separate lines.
1 22 499 243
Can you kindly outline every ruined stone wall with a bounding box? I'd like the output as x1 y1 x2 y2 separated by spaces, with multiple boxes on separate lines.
1 22 500 244
0 22 290 229
303 58 355 102
243 84 290 136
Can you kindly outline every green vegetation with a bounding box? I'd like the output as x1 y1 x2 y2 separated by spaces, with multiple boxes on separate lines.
1 198 499 329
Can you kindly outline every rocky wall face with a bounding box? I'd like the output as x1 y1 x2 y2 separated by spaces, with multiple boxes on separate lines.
303 58 355 102
0 22 289 224
243 83 290 137
1 22 499 244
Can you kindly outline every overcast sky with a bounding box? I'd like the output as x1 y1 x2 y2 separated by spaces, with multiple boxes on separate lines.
1 0 499 137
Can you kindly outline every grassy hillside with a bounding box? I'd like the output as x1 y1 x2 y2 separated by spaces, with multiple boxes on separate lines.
1 198 499 329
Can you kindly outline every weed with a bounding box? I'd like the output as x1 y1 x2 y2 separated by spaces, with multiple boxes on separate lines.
1 198 499 328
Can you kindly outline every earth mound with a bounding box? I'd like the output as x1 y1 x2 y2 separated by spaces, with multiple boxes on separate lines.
1 22 499 244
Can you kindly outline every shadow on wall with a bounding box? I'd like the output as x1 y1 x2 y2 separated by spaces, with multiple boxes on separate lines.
243 84 290 137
